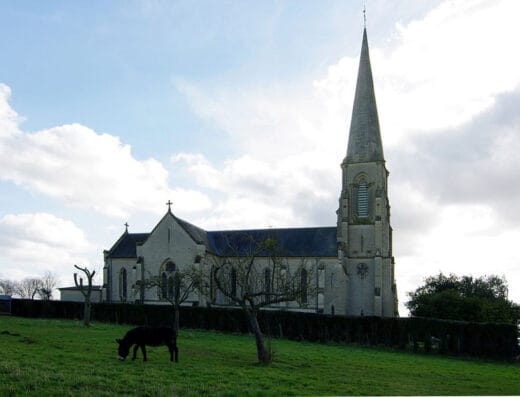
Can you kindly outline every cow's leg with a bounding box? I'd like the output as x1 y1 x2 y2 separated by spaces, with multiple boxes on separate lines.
141 344 147 362
174 345 179 362
132 344 139 360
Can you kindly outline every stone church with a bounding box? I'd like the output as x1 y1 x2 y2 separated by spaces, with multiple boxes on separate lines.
101 28 398 317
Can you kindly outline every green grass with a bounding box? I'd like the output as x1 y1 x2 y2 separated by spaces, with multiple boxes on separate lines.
0 317 518 396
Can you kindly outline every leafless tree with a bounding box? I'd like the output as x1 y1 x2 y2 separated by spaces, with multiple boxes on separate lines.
74 265 96 326
15 277 43 300
136 267 200 332
208 235 313 364
0 279 17 296
39 271 58 300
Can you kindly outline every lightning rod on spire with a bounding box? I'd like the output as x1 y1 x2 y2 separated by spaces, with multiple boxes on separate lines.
363 3 367 29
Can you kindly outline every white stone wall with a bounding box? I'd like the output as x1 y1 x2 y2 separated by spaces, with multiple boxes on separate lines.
106 258 138 302
323 260 347 315
136 214 204 304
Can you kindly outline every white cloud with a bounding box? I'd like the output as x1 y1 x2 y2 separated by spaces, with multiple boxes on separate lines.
389 88 520 225
0 87 211 218
176 77 348 164
0 84 22 138
172 151 337 229
0 213 92 279
382 0 520 138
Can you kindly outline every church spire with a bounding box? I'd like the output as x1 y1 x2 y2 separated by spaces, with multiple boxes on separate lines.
345 28 384 164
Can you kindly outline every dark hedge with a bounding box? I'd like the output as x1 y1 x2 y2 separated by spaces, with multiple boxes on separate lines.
9 299 518 359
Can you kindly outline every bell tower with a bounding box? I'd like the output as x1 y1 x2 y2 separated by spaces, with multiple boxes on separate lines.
337 28 398 317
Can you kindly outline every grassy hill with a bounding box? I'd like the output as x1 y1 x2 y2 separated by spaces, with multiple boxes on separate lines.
0 316 518 396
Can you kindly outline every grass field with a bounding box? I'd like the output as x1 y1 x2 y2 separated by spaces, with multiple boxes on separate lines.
0 317 518 396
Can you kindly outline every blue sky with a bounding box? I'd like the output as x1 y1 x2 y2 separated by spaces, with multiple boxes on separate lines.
1 0 519 313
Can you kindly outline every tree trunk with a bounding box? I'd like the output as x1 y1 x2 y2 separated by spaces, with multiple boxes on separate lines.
174 305 180 332
83 298 91 327
247 310 267 363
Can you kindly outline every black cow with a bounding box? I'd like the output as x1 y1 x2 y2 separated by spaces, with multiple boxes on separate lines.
116 326 178 362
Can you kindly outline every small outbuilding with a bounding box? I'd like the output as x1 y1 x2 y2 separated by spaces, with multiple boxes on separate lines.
58 286 103 303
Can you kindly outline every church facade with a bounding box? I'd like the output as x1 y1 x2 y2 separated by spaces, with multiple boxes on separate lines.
101 28 398 317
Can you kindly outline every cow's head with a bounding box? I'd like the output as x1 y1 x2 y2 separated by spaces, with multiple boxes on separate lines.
116 338 129 361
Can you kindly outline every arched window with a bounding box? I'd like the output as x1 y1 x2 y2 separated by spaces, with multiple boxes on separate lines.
119 268 127 300
159 260 177 300
264 268 271 303
357 180 368 217
231 268 237 297
300 268 308 304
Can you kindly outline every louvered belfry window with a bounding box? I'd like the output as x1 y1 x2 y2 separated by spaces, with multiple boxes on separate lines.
357 180 368 217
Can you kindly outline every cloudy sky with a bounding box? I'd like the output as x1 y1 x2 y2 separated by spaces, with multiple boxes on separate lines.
1 0 519 314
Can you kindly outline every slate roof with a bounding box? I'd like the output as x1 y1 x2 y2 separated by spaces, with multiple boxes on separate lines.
175 216 210 246
206 227 337 257
107 233 149 258
106 217 337 259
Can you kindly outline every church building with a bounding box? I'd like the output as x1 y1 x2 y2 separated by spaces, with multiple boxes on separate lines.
101 28 398 317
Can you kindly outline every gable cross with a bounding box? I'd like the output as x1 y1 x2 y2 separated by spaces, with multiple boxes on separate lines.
124 222 129 233
166 200 173 212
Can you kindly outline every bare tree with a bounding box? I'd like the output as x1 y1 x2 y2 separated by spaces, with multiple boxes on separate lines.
15 277 43 300
39 271 57 300
209 235 313 364
74 265 96 326
0 279 17 296
136 267 200 332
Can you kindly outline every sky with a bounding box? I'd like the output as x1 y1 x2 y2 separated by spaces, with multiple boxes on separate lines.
1 0 519 315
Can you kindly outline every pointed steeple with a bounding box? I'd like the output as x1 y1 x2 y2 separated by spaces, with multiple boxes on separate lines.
345 28 384 164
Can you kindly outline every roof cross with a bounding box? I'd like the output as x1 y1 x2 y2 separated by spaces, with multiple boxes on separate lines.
166 200 173 212
124 222 129 233
363 4 367 28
